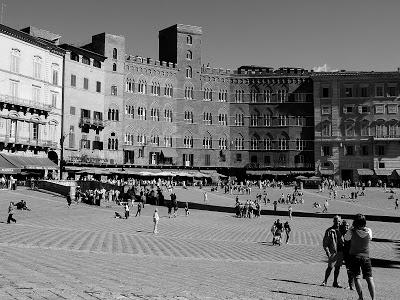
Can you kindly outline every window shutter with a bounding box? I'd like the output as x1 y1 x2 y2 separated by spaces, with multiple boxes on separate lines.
358 106 362 114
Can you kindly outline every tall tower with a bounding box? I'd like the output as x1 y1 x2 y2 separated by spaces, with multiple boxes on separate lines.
159 25 202 167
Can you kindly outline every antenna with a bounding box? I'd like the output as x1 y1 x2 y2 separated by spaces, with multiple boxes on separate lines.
0 3 6 24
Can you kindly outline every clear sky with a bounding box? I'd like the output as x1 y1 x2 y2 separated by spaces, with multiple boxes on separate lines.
3 0 400 71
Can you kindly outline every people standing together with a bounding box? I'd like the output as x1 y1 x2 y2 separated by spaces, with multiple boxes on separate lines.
321 214 375 300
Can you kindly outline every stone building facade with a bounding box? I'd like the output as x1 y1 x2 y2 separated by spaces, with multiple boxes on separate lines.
313 72 400 182
0 24 64 177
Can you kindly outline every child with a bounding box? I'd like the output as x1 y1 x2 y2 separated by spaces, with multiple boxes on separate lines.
153 208 159 234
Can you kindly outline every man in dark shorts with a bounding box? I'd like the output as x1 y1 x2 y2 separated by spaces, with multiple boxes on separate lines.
344 214 375 300
321 215 344 288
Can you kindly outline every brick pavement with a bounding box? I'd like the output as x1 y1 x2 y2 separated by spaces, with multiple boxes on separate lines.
0 188 399 299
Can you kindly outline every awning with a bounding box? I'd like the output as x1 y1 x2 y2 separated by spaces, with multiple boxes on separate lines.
374 169 393 176
0 154 20 174
201 170 227 178
393 170 400 177
357 169 374 176
76 168 110 175
1 154 58 170
319 169 334 175
246 170 266 176
161 148 178 158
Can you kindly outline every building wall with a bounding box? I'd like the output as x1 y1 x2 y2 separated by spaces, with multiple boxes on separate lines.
63 49 106 165
313 73 400 182
0 29 63 164
90 33 126 165
123 56 177 166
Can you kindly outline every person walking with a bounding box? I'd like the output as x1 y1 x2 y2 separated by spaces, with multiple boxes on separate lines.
153 208 159 234
344 214 375 300
288 205 293 220
395 198 399 210
203 191 208 204
322 199 329 213
321 215 344 288
135 202 142 217
7 202 16 224
284 221 291 244
124 203 130 219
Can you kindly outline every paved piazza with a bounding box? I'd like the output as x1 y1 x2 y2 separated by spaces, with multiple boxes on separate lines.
0 187 399 299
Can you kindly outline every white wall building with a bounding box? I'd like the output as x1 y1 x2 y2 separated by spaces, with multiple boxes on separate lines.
0 24 65 177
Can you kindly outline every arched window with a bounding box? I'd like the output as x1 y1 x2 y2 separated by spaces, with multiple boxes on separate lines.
186 35 192 45
108 138 111 149
113 48 118 59
108 109 111 120
186 66 192 78
112 63 117 72
138 79 147 94
186 50 192 60
184 84 194 99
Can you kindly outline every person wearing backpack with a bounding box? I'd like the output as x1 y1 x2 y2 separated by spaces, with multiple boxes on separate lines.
344 214 375 300
321 215 344 288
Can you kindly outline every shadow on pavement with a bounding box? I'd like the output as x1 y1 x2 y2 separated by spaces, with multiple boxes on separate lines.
270 278 322 287
270 290 328 299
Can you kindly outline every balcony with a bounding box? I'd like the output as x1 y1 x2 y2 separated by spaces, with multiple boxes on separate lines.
0 94 52 112
373 135 400 141
79 118 105 129
0 134 56 148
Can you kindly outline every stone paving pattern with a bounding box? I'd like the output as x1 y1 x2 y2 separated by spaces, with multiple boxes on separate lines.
0 187 399 299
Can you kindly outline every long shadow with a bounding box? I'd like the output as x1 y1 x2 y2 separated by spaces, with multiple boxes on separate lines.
270 278 322 287
270 290 328 299
371 258 400 269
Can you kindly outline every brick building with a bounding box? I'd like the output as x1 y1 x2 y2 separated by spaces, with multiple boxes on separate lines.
313 71 400 183
4 22 399 183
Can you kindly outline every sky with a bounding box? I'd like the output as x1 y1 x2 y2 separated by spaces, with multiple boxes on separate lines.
3 0 400 72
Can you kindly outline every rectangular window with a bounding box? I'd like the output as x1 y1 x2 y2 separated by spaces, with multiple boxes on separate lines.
236 153 242 162
111 85 118 96
32 123 39 140
322 146 331 157
361 145 369 156
71 74 76 87
322 87 329 98
345 145 354 156
387 104 398 114
377 145 385 156
83 78 89 90
264 156 271 165
375 104 385 114
360 86 368 97
51 93 57 107
70 106 76 115
344 106 353 113
321 106 331 115
32 86 41 103
345 87 353 97
388 86 396 97
96 81 101 93
379 162 385 168
204 154 211 166
33 58 41 79
10 80 19 98
375 85 384 97
52 69 59 85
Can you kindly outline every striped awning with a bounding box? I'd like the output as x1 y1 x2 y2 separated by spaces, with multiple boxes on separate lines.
357 169 374 176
